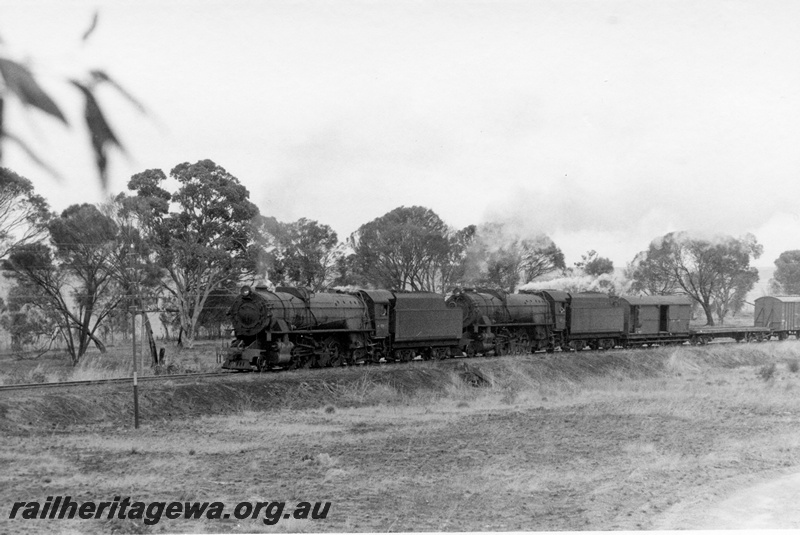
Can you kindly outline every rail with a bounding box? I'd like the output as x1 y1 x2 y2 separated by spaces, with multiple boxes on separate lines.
0 371 239 393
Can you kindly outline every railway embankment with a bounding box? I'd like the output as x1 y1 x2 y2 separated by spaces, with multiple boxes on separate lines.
0 342 794 434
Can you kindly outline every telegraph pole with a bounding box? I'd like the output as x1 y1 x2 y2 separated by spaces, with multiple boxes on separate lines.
141 312 146 369
129 243 140 429
131 308 139 429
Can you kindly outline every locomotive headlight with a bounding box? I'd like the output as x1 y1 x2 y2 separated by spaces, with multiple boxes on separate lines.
240 285 252 297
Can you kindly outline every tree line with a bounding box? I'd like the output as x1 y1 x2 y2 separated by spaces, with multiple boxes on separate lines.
0 161 790 364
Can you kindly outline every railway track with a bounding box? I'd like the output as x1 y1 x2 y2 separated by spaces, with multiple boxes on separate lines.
2 331 792 393
0 371 239 393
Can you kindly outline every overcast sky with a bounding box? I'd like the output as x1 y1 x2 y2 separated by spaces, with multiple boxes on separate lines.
2 0 799 268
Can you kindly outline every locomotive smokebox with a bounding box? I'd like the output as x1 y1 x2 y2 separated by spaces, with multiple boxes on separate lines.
447 289 507 327
229 286 272 337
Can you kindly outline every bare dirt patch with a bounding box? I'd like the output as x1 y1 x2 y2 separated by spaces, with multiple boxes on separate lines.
2 342 800 533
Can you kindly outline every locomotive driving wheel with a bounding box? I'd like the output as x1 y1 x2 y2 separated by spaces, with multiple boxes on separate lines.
370 344 387 364
421 347 446 360
320 338 343 367
568 340 586 351
514 333 530 355
396 349 415 362
289 341 315 369
492 331 509 356
351 348 367 365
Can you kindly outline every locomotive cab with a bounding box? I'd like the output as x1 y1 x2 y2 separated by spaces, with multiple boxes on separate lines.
522 289 568 351
356 289 394 339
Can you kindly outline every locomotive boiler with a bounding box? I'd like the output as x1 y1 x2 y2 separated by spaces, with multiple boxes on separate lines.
447 288 553 355
222 285 463 371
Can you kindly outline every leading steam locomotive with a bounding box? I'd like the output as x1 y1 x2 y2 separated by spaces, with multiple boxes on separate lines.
221 285 463 371
221 284 790 372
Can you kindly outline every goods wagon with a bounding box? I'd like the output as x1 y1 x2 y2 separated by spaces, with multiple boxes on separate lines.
619 295 692 345
754 296 800 340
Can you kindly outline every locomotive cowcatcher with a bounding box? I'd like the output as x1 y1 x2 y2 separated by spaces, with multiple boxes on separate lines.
221 285 463 371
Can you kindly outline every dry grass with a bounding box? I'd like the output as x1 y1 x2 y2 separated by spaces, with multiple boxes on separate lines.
4 341 800 532
0 340 224 385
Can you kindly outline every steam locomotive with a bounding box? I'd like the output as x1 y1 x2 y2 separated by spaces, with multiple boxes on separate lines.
220 284 793 372
221 285 463 371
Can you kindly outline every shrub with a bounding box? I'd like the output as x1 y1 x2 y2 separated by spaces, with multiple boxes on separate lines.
758 363 777 381
788 360 799 373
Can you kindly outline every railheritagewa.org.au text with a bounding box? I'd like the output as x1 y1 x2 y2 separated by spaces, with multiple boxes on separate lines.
8 496 331 526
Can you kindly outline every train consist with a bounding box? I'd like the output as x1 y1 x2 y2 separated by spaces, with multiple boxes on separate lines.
220 284 799 371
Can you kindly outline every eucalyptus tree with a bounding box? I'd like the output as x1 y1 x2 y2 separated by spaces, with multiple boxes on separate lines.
124 159 260 347
0 282 61 354
2 203 121 363
104 196 166 364
0 167 49 259
771 250 800 295
574 250 614 277
265 217 342 291
348 206 451 291
434 224 477 294
462 223 565 292
630 231 762 325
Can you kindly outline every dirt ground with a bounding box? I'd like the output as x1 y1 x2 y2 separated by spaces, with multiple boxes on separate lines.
654 470 800 529
2 343 800 533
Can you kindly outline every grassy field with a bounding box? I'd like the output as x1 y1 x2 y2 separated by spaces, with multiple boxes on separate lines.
2 341 800 532
0 339 228 386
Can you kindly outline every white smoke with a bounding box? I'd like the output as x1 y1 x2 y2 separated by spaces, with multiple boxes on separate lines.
518 269 633 296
